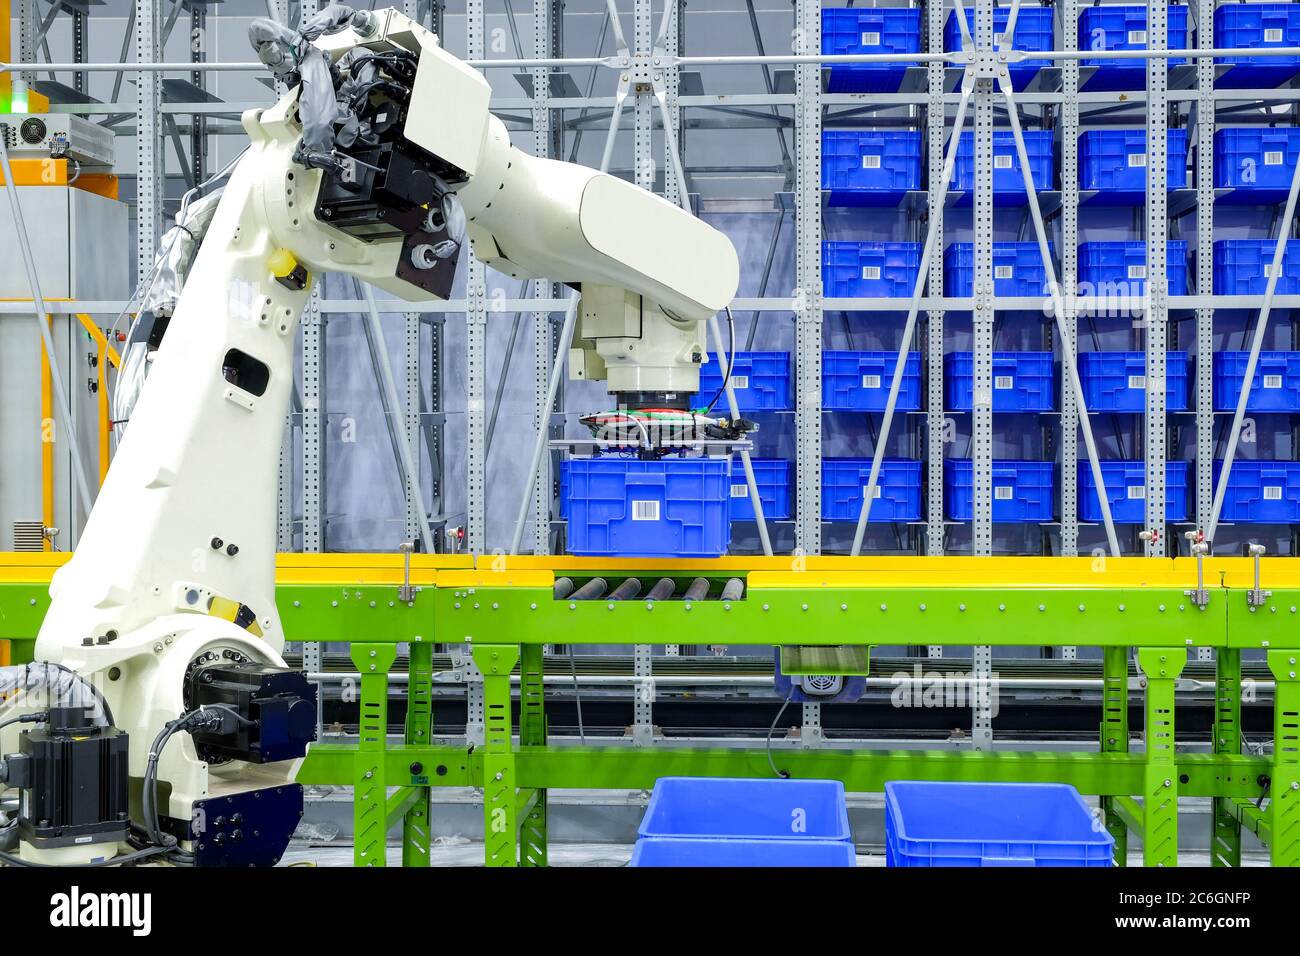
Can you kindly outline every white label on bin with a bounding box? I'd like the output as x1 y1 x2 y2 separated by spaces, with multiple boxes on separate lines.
1264 374 1284 389
994 485 1014 500
861 31 881 46
862 266 881 280
995 265 1014 279
994 375 1014 390
1266 28 1284 43
862 374 882 389
731 484 748 498
1127 485 1146 499
730 375 749 391
994 154 1013 169
863 485 883 498
1128 152 1146 167
862 154 882 169
1128 29 1147 44
1128 374 1147 389
1266 261 1282 278
1265 486 1284 500
1128 264 1147 279
1266 150 1285 166
632 500 660 521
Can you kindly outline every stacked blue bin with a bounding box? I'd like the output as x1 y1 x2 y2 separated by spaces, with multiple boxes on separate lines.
1078 129 1188 203
944 459 1055 523
823 7 921 93
945 352 1056 412
629 777 856 867
1078 241 1190 296
944 6 1054 91
1212 240 1300 296
1215 128 1300 204
823 350 922 410
1213 351 1300 412
728 458 791 522
1215 3 1300 89
823 241 922 298
1079 4 1190 91
695 350 792 411
1079 460 1190 523
943 243 1055 298
1078 351 1190 412
822 130 922 206
950 131 1054 204
823 458 923 522
1214 460 1300 523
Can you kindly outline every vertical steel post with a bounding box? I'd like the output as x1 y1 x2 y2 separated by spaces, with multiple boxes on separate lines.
1137 646 1186 867
1211 646 1242 867
1195 0 1215 534
350 642 397 867
135 0 161 288
1059 0 1079 565
1100 645 1130 865
400 0 426 550
529 0 557 556
924 0 945 562
473 643 521 867
465 0 487 555
1144 0 1169 555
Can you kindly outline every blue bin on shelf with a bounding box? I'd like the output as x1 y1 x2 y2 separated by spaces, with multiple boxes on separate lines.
822 458 922 522
1079 460 1190 523
1078 129 1188 201
823 7 922 93
943 242 1054 298
822 130 922 205
1214 460 1300 523
945 352 1056 412
1212 240 1300 296
1215 3 1300 89
884 781 1114 867
944 459 1055 523
951 130 1054 202
638 777 853 841
822 241 922 298
1078 241 1189 297
944 6 1054 91
629 837 856 867
728 458 791 521
1213 351 1300 412
1079 4 1190 91
823 350 922 411
1214 128 1300 203
696 350 792 411
1078 350 1190 412
560 457 731 558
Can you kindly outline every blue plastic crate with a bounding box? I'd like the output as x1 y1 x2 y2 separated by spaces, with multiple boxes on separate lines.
1079 460 1190 523
1213 351 1300 412
1215 3 1300 89
728 458 791 521
822 241 923 298
638 777 852 841
822 130 922 205
696 350 792 411
1078 350 1190 413
944 7 1054 91
1077 241 1190 296
1078 129 1189 200
1214 459 1300 523
629 837 856 867
945 352 1056 412
1212 240 1300 296
944 459 1055 523
884 781 1114 867
823 7 922 93
1214 128 1300 201
822 457 922 523
1079 4 1190 91
943 242 1054 298
951 131 1054 202
823 349 922 411
560 457 731 557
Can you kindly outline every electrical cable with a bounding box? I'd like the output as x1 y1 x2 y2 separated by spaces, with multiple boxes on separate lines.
0 844 172 868
703 305 737 414
765 692 795 779
567 643 587 745
0 711 47 734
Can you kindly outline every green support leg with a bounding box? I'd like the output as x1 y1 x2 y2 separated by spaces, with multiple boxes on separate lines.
472 643 521 867
1100 646 1130 865
1267 650 1300 866
351 642 398 867
1212 647 1243 867
1136 647 1187 867
402 640 435 867
518 642 548 867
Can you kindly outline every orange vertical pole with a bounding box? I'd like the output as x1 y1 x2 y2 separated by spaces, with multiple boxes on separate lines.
40 314 54 551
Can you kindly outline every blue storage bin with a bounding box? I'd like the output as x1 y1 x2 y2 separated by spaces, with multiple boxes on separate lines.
822 130 922 205
696 350 792 411
943 242 1054 298
1214 128 1300 199
1078 129 1188 199
1214 459 1300 523
629 837 856 867
823 7 922 93
944 459 1055 523
951 131 1054 201
1079 4 1190 91
1078 350 1190 412
1079 460 1190 523
822 241 923 298
728 458 791 521
1215 3 1300 89
1212 240 1300 296
822 458 922 522
560 457 731 557
638 777 852 841
1077 241 1189 296
823 349 921 411
945 352 1056 412
944 7 1054 91
1213 351 1300 412
884 781 1115 867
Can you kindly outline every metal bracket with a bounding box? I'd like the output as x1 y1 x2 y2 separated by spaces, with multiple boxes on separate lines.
1183 530 1211 609
397 540 418 604
1247 543 1271 608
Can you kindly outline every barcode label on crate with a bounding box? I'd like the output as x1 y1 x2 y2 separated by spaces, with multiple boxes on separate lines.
862 374 882 389
861 266 881 280
632 500 660 521
1266 28 1284 43
995 265 1014 279
862 154 882 169
861 31 881 46
731 484 748 498
1128 374 1147 389
994 154 1013 169
862 485 883 498
994 375 1014 390
1128 152 1146 167
994 486 1014 500
730 375 749 391
1128 264 1147 279
1266 150 1285 166
1126 485 1146 499
1264 374 1284 389
1127 29 1147 44
1265 486 1284 500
